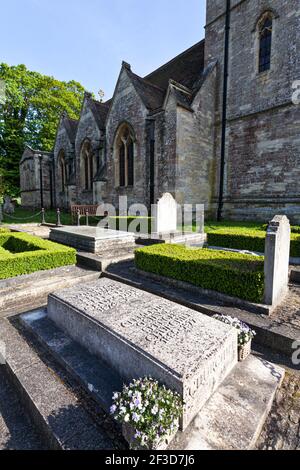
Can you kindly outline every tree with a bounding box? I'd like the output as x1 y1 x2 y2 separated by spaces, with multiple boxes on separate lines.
0 64 87 196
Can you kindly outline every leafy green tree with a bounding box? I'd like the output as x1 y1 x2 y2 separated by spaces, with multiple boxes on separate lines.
0 64 87 196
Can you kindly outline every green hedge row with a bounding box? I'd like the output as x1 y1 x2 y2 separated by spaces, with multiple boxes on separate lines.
206 228 300 258
108 216 153 234
0 233 76 280
135 244 264 303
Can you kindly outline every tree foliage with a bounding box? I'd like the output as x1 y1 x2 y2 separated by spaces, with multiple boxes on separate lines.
0 63 86 195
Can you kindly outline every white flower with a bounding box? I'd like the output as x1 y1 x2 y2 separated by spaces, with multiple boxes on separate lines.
151 405 159 415
124 414 130 423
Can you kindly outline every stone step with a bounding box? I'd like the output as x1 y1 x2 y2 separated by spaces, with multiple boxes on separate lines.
0 266 100 318
0 366 47 450
20 309 123 414
0 318 116 450
170 354 284 450
76 250 135 271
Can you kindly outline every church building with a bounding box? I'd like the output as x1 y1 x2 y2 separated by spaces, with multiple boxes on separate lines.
20 0 300 222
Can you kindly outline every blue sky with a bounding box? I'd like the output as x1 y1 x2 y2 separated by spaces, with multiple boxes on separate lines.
2 0 206 99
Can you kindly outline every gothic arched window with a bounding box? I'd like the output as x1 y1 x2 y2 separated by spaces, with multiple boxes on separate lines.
114 123 135 188
58 150 67 192
119 142 126 187
259 15 273 73
80 141 94 191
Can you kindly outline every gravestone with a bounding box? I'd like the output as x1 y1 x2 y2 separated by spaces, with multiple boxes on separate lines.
47 278 238 430
152 192 177 234
264 215 290 306
3 196 15 215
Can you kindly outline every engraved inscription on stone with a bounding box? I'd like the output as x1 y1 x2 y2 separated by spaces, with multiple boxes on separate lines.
60 281 140 314
121 304 196 344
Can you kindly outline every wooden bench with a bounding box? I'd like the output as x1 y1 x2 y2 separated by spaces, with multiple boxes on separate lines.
70 205 105 224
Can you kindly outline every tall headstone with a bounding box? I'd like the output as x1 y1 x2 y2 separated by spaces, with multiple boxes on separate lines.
152 193 177 234
264 215 290 306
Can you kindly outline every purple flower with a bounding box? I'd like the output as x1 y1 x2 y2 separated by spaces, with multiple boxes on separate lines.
132 413 140 422
110 404 117 414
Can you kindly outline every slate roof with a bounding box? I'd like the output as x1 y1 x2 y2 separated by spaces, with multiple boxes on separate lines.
145 40 205 91
119 40 205 112
127 69 166 111
90 100 110 129
63 117 79 143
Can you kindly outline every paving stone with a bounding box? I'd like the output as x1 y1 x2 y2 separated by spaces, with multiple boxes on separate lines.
21 310 124 412
0 266 101 318
2 319 116 450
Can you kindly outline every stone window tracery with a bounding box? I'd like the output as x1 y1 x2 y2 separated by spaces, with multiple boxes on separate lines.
114 123 135 188
80 141 94 191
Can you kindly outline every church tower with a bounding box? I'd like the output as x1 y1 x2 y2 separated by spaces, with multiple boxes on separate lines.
205 0 300 222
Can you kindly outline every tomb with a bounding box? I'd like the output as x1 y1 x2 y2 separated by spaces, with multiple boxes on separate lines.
46 277 238 430
49 226 136 254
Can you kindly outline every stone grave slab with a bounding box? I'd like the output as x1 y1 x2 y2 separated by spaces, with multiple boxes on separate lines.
50 226 136 254
47 278 238 429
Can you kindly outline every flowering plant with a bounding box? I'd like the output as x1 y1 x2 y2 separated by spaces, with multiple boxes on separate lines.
110 377 183 448
213 314 256 347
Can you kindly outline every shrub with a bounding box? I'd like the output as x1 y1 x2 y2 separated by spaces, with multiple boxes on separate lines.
109 216 153 234
206 227 300 258
0 227 10 234
0 233 76 280
135 244 264 303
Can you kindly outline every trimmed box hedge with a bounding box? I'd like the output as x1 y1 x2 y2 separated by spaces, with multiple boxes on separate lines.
135 244 264 303
206 227 300 258
0 232 76 280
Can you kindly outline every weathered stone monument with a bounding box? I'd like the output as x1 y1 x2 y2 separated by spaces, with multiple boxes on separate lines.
3 195 15 215
152 193 177 234
50 226 136 254
264 215 291 306
46 278 238 430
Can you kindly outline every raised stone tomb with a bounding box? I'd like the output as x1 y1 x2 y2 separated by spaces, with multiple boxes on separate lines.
50 226 136 254
47 278 238 430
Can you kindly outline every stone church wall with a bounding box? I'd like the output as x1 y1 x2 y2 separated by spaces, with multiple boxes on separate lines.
53 125 75 210
176 65 217 215
205 0 300 221
105 68 149 209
